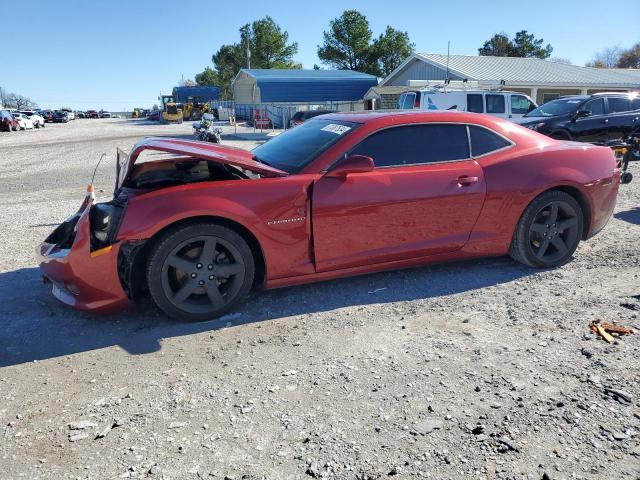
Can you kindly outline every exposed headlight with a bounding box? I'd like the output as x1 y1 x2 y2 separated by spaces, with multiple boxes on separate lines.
90 203 114 244
528 122 545 130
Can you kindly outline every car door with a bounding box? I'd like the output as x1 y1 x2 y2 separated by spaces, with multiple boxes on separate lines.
605 96 635 140
567 97 608 142
311 123 486 272
509 94 536 119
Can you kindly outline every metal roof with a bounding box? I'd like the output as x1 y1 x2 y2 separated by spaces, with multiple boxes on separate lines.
383 53 640 88
172 86 220 103
240 69 377 81
238 69 378 103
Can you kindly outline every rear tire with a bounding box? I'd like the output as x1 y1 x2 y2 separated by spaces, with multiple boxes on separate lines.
510 190 583 268
147 223 255 322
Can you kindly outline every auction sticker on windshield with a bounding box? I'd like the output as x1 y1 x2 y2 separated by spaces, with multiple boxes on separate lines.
321 124 351 135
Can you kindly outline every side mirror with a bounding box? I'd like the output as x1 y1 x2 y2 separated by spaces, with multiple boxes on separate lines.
326 155 374 178
575 110 591 118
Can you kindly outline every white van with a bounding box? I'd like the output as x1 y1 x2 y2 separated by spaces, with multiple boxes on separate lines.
397 89 537 120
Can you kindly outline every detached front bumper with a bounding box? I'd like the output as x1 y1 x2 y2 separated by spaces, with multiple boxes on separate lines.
37 208 132 314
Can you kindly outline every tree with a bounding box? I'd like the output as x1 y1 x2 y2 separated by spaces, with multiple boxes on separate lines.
181 78 196 87
318 10 373 71
370 26 415 77
586 43 640 68
4 92 37 110
586 46 623 68
195 67 220 86
511 30 553 58
194 16 299 98
478 33 512 57
317 11 414 77
617 42 640 68
478 31 552 59
249 16 299 69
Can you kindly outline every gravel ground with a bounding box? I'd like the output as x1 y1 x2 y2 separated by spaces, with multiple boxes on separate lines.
0 119 639 480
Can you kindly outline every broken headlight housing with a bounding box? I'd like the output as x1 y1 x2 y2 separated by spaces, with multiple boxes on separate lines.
89 202 123 250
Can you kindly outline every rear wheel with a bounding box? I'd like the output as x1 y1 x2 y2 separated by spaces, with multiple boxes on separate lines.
510 190 583 268
147 223 255 321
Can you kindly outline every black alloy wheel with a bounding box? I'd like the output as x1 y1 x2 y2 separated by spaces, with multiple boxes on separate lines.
147 223 254 321
510 190 584 268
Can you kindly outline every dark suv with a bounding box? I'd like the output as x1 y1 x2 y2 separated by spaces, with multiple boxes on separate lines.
518 92 640 142
290 110 336 127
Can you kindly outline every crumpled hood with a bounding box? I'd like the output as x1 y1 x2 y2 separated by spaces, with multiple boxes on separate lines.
117 137 288 188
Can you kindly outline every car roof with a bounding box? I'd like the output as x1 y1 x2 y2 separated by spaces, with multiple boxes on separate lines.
319 109 490 124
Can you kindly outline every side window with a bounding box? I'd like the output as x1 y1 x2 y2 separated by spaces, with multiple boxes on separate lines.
486 95 506 114
467 94 484 113
469 125 512 157
351 124 469 167
607 97 631 113
511 95 534 115
397 93 407 109
580 98 604 116
403 93 416 109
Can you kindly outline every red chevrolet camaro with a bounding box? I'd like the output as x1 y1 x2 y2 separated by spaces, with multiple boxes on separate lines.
38 111 621 321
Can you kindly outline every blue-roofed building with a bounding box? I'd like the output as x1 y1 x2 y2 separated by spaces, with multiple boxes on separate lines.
230 69 378 128
172 85 220 103
232 69 378 104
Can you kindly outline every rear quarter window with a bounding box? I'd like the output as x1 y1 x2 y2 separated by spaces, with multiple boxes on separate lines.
469 125 512 156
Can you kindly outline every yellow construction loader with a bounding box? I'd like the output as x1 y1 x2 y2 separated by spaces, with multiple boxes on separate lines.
160 95 183 123
182 96 210 121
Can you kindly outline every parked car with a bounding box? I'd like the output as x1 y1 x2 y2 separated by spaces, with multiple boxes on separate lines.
13 112 34 130
52 110 69 123
397 89 537 119
0 110 18 131
76 111 86 119
20 111 45 128
85 110 99 118
517 92 640 142
99 111 111 118
60 108 75 120
147 111 160 121
38 111 620 321
39 110 54 123
290 110 336 127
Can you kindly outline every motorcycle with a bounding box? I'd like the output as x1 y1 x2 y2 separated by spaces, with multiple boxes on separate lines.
601 124 639 185
193 113 222 143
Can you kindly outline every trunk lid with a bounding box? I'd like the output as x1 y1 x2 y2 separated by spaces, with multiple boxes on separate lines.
116 137 287 189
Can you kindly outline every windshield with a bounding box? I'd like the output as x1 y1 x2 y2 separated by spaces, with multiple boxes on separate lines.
251 119 358 174
526 98 585 117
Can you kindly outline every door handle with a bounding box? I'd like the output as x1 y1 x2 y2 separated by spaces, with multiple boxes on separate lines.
603 119 609 124
457 175 479 186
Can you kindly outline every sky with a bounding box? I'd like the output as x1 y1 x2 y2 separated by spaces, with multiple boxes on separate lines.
1 0 638 111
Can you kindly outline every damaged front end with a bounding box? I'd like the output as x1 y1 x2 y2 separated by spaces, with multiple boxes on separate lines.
38 137 288 314
38 192 133 313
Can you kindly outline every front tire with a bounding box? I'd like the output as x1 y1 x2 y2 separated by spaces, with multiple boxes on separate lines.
510 190 583 268
147 223 255 321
